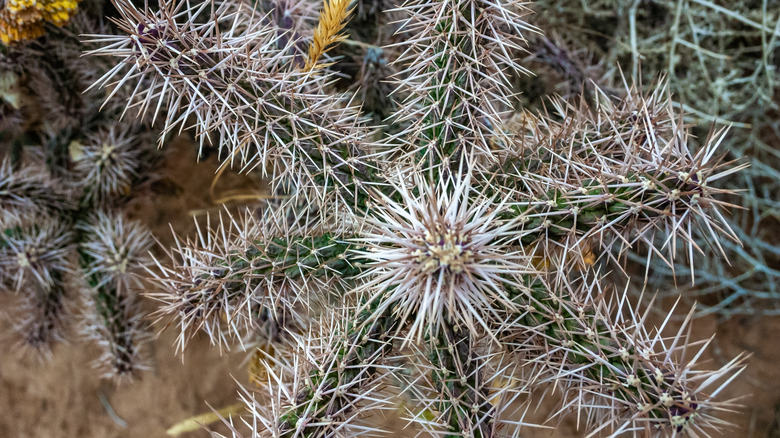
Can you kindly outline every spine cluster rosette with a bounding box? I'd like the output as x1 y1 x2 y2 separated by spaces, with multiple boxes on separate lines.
70 125 143 207
354 170 532 344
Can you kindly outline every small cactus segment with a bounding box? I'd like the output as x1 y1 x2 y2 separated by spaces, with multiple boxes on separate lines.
1 220 75 354
276 305 398 436
425 324 497 438
77 212 153 380
497 86 744 267
385 0 537 170
84 0 374 210
149 209 364 352
221 302 399 437
502 270 745 435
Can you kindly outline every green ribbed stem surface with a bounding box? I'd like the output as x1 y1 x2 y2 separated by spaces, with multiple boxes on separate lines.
507 278 699 426
428 322 495 438
498 173 702 244
276 300 399 436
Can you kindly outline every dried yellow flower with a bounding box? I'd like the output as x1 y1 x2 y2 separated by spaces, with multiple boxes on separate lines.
303 0 353 71
0 0 80 44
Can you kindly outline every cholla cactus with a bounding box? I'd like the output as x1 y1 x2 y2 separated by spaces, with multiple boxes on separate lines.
0 152 154 378
499 85 746 271
77 211 153 379
61 0 757 435
71 125 142 206
0 4 161 379
84 0 373 211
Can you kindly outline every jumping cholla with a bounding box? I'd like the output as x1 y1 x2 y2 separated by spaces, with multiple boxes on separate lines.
0 0 752 435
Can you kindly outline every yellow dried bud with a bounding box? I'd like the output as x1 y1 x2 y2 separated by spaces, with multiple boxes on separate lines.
0 0 80 44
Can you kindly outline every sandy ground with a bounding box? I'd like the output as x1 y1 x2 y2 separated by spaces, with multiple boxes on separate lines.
1 138 779 438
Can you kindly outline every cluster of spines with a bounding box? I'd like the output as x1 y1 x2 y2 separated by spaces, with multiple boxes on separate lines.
205 226 744 438
149 208 361 353
84 0 377 211
492 85 745 272
1 215 74 291
382 0 536 170
70 126 142 207
353 170 531 344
